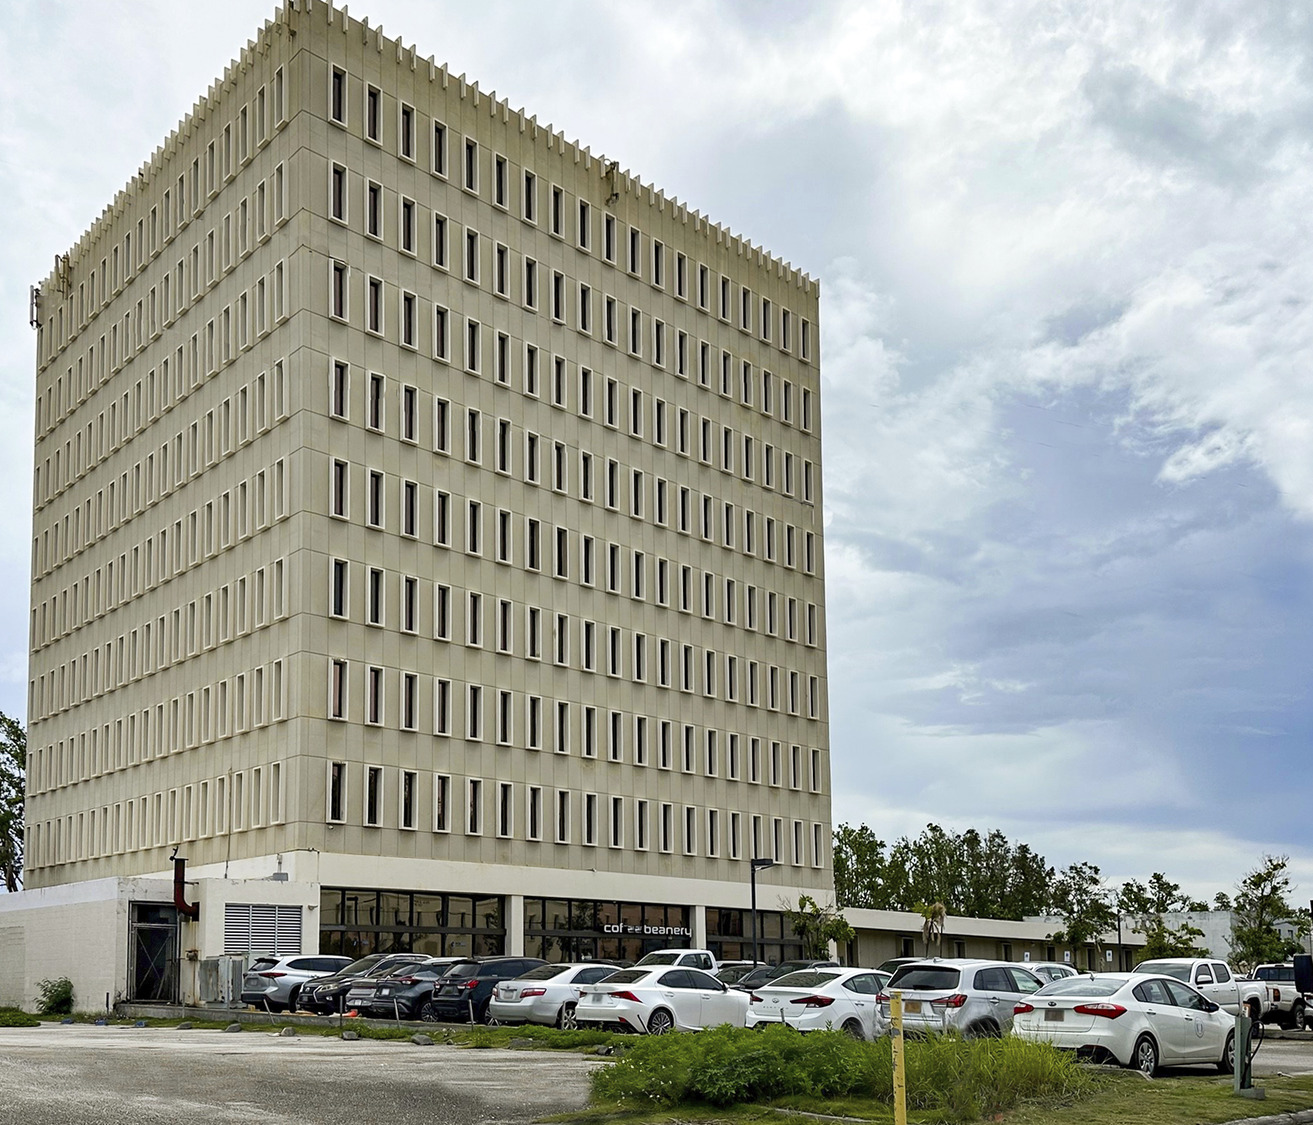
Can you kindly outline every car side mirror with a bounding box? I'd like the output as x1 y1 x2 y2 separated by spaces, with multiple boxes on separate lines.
1203 1000 1219 1013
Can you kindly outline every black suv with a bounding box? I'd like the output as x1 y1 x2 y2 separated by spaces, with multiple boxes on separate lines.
426 957 547 1023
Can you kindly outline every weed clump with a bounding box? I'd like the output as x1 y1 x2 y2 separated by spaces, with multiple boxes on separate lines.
35 978 74 1017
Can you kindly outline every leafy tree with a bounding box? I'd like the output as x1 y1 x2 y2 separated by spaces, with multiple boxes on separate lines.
832 824 888 909
1117 879 1155 918
0 713 25 893
876 824 1053 920
1135 916 1210 961
1213 892 1232 912
1049 863 1115 970
782 895 855 959
1230 855 1308 967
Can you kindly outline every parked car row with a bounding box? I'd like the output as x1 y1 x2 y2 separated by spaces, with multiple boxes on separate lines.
242 948 1259 1075
876 955 1247 1076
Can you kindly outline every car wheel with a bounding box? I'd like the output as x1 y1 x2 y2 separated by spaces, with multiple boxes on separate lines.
476 1001 492 1025
557 1003 579 1031
418 1000 439 1023
1289 1001 1305 1031
646 1009 675 1035
287 987 301 1013
1246 999 1261 1022
841 1019 865 1041
1131 1034 1158 1077
1218 1030 1235 1075
965 1020 1000 1040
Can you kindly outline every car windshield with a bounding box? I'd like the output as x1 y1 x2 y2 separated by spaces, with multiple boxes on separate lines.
1256 966 1293 981
636 953 680 966
716 965 754 984
767 971 842 989
365 958 415 977
599 969 652 985
249 958 279 972
1131 962 1191 982
336 955 383 976
1034 977 1125 998
518 964 572 981
379 960 426 977
888 966 960 990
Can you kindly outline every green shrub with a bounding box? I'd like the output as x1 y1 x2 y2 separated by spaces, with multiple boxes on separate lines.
35 977 75 1016
0 1008 40 1027
591 1027 1090 1121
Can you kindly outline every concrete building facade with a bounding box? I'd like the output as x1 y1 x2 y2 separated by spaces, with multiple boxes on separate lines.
20 0 830 1000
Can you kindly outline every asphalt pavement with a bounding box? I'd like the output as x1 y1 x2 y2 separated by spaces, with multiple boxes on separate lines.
0 1024 605 1125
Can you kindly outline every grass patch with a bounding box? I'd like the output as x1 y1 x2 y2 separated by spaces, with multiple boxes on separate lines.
1002 1069 1313 1125
570 1046 1313 1125
0 1008 40 1028
591 1026 1089 1121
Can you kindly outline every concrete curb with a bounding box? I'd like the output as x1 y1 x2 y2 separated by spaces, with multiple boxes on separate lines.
1217 1110 1313 1125
115 1003 450 1034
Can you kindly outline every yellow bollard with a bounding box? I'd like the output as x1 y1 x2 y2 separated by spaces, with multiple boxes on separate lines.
891 989 907 1125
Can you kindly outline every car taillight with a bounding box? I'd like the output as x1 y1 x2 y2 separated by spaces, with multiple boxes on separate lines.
522 988 546 998
790 995 835 1008
1014 1002 1034 1015
875 993 889 1003
464 979 479 990
392 977 418 985
930 994 967 1009
1073 1003 1126 1019
258 972 287 979
609 990 641 1002
749 993 764 1004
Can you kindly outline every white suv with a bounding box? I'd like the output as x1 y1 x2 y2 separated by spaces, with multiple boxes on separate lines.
240 954 353 1012
880 959 1043 1038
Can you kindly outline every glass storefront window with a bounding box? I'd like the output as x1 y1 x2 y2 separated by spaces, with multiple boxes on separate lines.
377 892 410 928
318 888 506 958
320 889 345 927
413 894 445 929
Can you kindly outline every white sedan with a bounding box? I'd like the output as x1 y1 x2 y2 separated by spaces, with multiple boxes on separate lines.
1011 972 1235 1075
576 966 750 1034
746 967 891 1039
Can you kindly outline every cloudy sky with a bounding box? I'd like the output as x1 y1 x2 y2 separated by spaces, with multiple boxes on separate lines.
2 0 1310 904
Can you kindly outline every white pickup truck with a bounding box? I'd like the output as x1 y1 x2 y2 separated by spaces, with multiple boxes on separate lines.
1252 963 1311 1029
634 948 718 972
1132 958 1268 1019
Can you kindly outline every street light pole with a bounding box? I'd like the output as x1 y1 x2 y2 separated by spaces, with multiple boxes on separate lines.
750 858 777 966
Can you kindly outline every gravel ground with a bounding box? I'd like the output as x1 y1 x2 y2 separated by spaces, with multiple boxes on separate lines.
0 1024 605 1125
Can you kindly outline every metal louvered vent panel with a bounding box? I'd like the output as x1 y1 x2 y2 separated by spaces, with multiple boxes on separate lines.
223 903 303 955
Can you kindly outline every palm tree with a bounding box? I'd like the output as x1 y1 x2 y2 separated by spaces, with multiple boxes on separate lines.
919 902 947 958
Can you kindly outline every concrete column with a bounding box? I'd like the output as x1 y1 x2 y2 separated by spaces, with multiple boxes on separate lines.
692 904 707 949
506 894 524 955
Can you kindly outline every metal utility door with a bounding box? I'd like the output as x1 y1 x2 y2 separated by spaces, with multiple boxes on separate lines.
128 903 179 1003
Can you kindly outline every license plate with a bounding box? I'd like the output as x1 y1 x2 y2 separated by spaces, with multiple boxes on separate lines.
904 1000 921 1014
1044 1009 1064 1022
378 988 392 996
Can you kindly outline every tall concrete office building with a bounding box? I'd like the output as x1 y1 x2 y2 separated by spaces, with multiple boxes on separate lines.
20 0 828 993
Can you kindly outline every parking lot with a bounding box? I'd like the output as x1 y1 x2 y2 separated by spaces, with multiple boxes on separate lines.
1 1022 1310 1124
0 1024 605 1125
